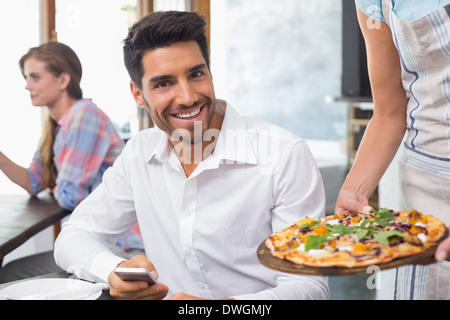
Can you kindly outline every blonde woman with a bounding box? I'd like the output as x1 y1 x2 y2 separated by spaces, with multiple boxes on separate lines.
0 42 141 282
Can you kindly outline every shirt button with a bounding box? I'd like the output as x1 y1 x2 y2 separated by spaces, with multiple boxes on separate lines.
185 249 192 256
198 283 206 290
185 210 191 216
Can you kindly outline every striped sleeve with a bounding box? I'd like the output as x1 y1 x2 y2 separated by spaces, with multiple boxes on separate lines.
27 148 45 195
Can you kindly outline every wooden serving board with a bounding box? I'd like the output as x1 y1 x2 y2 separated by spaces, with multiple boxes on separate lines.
257 228 448 276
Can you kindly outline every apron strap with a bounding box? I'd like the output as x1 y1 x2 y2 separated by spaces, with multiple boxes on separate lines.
381 0 393 28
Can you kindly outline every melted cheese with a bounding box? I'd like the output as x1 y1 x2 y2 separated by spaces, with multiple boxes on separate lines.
417 233 427 243
307 249 327 256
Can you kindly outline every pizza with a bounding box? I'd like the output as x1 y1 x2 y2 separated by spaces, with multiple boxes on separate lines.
265 209 447 268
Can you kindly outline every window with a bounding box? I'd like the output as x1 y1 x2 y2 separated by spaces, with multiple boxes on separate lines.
154 0 190 11
210 0 347 213
210 0 347 156
55 0 139 138
0 0 40 194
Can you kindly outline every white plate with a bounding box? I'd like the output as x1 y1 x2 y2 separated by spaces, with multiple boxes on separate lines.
0 278 104 300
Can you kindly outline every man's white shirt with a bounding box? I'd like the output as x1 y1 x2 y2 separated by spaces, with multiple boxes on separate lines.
54 100 329 299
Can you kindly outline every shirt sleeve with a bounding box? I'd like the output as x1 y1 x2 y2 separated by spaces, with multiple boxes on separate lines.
355 0 386 22
53 106 115 210
234 141 329 300
27 148 45 195
54 145 137 284
271 141 326 231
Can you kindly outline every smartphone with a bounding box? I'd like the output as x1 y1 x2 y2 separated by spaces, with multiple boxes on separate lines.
114 267 158 285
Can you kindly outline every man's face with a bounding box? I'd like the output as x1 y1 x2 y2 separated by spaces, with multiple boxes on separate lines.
131 41 216 141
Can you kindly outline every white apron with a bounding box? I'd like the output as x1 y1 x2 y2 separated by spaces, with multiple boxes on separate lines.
382 1 450 300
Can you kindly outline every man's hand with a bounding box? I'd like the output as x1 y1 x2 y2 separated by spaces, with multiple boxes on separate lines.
107 255 169 300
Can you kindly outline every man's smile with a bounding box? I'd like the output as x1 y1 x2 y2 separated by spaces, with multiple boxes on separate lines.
171 105 204 120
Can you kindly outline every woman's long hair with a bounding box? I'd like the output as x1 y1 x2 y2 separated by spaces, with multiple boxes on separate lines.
19 42 83 191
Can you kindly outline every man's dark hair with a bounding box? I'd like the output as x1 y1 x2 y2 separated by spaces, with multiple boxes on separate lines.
123 10 210 89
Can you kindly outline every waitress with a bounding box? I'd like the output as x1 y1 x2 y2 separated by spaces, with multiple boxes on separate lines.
336 1 450 299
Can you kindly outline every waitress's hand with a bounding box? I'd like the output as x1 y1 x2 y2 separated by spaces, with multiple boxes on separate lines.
435 229 450 262
335 189 372 215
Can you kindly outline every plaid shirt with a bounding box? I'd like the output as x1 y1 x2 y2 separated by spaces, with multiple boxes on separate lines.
28 99 143 249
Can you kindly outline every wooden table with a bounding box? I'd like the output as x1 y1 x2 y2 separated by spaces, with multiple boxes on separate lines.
0 193 71 265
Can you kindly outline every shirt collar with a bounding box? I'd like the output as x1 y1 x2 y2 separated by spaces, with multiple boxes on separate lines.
212 100 258 165
149 130 173 163
147 100 258 166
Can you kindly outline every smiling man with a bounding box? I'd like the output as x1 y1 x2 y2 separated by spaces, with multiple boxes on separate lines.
54 11 329 300
131 40 222 175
